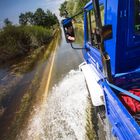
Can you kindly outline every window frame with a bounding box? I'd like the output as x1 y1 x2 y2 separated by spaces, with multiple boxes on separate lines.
86 5 104 47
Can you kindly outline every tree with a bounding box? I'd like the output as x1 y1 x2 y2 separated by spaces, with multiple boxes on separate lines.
59 1 68 17
19 8 59 28
33 8 46 26
46 10 59 27
19 12 34 25
25 12 34 25
53 14 59 24
19 13 28 25
4 18 12 26
33 8 58 28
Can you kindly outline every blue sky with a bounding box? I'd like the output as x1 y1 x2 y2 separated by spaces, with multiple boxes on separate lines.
0 0 65 27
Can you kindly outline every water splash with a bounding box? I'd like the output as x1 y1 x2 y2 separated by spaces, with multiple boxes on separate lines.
18 70 90 140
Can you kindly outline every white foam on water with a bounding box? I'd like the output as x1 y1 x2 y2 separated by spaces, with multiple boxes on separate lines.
18 70 89 140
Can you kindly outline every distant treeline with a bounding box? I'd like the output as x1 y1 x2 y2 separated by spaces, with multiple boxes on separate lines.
0 8 59 63
3 8 59 28
19 8 59 28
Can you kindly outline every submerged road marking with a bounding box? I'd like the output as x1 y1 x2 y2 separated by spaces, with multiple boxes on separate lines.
27 31 59 140
43 33 59 100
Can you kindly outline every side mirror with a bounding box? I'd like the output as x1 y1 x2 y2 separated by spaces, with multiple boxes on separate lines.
102 25 112 41
62 18 75 43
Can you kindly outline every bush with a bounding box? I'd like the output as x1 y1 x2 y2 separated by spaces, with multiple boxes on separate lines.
0 26 31 60
23 26 53 46
0 25 53 62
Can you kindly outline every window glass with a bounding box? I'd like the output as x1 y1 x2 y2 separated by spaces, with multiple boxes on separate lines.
87 5 104 46
87 10 96 43
100 5 104 26
135 0 140 32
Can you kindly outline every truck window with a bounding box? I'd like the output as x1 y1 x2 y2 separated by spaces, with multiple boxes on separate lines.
100 5 104 25
87 10 96 44
87 5 104 46
135 0 140 32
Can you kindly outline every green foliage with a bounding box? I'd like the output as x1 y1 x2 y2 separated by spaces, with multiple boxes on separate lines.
1 8 58 63
23 26 53 46
59 1 68 17
0 26 31 57
33 8 46 26
25 12 34 25
46 10 59 27
19 13 28 25
4 18 12 26
59 0 88 21
0 25 53 62
19 8 59 28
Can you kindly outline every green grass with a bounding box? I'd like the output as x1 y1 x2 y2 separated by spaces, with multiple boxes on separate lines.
23 25 53 46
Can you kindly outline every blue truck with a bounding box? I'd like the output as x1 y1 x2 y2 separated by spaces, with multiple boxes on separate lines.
62 0 140 139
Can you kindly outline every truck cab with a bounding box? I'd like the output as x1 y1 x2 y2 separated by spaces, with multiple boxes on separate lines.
62 0 140 139
83 0 140 74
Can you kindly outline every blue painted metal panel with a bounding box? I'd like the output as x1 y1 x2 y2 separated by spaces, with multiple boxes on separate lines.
82 1 140 139
104 0 119 75
83 42 103 71
84 0 104 11
84 0 93 11
102 81 140 140
62 18 72 26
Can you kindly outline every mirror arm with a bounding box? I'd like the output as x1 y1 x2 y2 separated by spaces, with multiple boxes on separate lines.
70 43 87 50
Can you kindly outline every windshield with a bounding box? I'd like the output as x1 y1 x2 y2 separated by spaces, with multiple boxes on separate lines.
135 0 140 32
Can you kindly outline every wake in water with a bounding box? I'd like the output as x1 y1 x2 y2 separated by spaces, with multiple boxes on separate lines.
18 70 94 140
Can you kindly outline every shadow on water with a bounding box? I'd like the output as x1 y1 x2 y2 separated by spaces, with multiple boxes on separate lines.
0 29 62 140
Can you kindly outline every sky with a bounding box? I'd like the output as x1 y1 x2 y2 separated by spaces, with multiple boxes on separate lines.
0 0 65 27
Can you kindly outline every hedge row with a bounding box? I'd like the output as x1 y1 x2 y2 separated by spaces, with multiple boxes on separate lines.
0 25 53 62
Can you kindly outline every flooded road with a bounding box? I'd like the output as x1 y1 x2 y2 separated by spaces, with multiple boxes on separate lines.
0 26 96 140
18 70 92 140
0 29 62 139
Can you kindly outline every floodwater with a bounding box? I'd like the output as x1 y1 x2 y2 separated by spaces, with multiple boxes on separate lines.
18 70 91 140
0 27 96 140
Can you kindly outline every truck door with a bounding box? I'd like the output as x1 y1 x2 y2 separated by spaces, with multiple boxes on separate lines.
116 0 140 73
127 0 140 48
